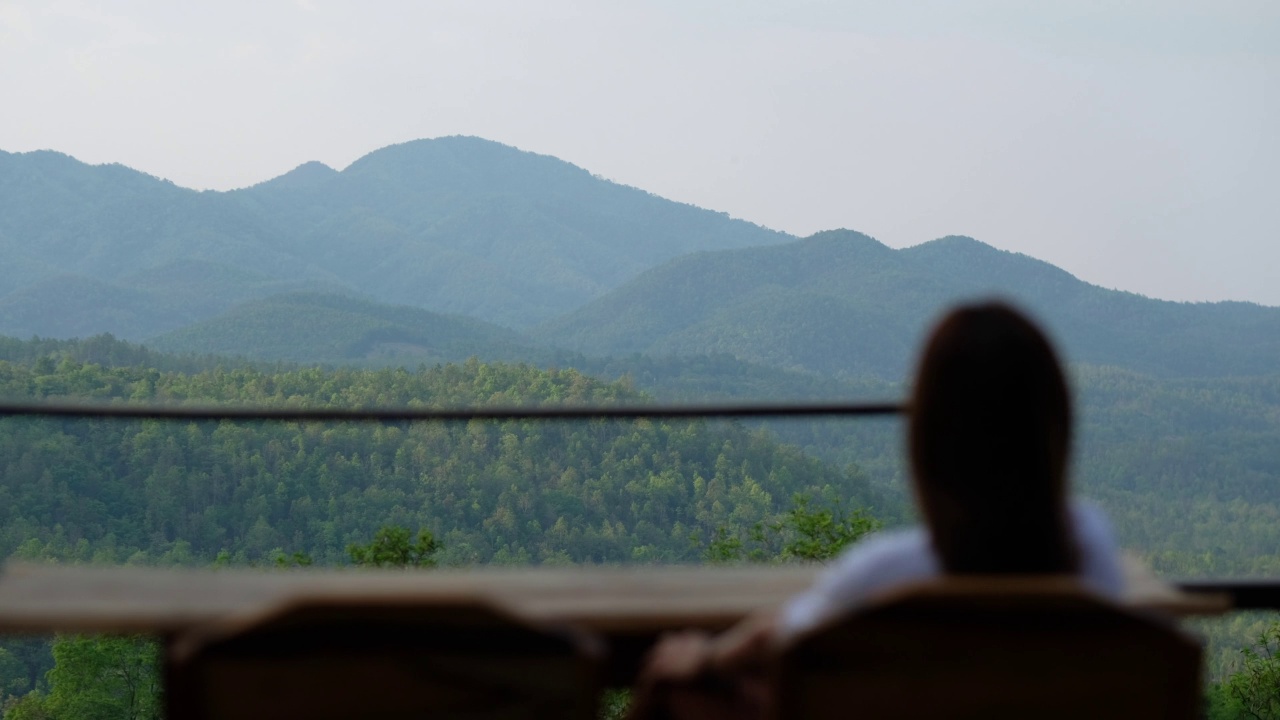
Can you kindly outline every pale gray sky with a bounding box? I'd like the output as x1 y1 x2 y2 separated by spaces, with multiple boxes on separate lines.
2 1 1276 305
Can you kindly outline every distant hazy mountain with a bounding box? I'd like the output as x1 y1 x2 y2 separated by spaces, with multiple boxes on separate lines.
0 259 346 341
538 230 1280 379
0 150 315 287
0 137 789 338
148 293 537 365
229 137 790 327
7 141 1276 381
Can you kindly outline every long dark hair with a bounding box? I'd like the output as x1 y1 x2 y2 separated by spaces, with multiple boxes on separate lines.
909 302 1079 575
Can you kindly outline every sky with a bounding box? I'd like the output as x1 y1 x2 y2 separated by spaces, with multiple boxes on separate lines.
1 0 1277 305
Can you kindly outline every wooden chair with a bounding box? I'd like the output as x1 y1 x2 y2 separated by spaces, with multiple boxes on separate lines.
770 578 1203 720
166 597 604 720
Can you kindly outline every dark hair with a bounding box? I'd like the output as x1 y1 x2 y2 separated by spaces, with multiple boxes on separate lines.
909 302 1079 575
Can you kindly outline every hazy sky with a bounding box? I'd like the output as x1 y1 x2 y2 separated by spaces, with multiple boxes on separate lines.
2 1 1276 305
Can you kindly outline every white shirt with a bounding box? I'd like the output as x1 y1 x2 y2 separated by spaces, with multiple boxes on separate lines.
779 501 1125 637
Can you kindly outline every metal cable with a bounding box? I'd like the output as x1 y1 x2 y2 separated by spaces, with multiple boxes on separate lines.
0 400 905 423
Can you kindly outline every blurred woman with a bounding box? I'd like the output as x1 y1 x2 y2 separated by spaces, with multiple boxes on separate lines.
630 302 1123 719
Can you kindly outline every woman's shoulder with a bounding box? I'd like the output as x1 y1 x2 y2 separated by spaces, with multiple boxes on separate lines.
824 527 938 583
1068 499 1126 599
779 527 939 636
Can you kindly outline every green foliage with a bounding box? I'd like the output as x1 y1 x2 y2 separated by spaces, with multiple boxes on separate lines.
2 691 53 720
347 526 439 568
0 350 871 567
597 689 631 720
1188 613 1280 687
661 359 1280 582
779 495 881 561
1074 368 1280 577
272 550 314 568
706 493 881 564
21 635 161 720
0 334 230 375
0 640 53 707
0 330 1275 717
0 647 30 701
1224 622 1280 720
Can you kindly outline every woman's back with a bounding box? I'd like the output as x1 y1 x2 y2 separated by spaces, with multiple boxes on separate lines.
628 302 1127 719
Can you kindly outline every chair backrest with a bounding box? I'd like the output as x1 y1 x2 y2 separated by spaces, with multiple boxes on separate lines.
770 577 1202 720
167 597 603 720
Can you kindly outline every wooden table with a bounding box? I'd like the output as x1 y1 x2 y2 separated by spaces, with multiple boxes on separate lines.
0 557 1231 690
0 555 1228 637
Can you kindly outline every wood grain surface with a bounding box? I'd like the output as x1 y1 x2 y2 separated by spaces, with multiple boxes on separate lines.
0 554 1227 637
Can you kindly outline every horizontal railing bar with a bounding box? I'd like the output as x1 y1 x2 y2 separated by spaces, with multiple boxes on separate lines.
0 401 905 423
1176 580 1280 610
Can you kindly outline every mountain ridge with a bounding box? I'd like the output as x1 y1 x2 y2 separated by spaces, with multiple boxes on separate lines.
538 231 1280 379
0 136 794 334
4 139 1277 382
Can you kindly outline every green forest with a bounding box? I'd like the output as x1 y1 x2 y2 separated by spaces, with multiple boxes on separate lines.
0 357 876 567
0 342 870 719
0 336 1275 718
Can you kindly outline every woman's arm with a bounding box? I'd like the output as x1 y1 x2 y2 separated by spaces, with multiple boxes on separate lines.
628 613 778 720
637 611 779 682
708 611 778 676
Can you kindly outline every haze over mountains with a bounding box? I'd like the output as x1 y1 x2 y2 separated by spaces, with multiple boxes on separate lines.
2 136 1278 383
0 137 787 335
540 231 1280 379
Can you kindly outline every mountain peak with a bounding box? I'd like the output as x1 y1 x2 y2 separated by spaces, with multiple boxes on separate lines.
0 149 183 198
802 229 889 249
341 136 593 193
901 234 1081 292
909 235 993 252
253 160 338 191
1 149 83 173
350 135 564 169
905 234 1045 265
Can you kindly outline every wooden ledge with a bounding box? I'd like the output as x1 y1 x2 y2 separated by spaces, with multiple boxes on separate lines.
0 557 1228 638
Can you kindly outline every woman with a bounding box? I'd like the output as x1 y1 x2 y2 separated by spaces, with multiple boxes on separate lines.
630 302 1124 718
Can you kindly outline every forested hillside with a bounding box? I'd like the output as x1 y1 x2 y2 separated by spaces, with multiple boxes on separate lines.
0 335 1277 714
540 230 1280 379
7 141 1276 385
230 137 789 327
0 138 788 338
4 334 1277 577
0 346 874 566
147 293 539 365
1074 367 1280 576
0 263 346 342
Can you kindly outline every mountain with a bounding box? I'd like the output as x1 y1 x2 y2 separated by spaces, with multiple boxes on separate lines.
0 138 790 339
0 150 312 287
0 275 195 341
228 137 790 326
538 231 1280 379
0 261 347 341
148 292 537 364
10 139 1274 379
